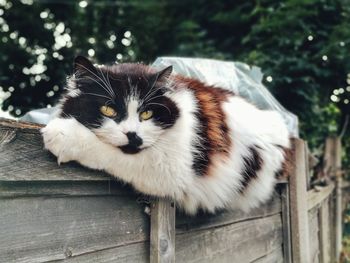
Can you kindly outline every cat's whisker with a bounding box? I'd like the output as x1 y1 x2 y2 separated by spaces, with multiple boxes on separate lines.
99 67 116 98
140 88 163 109
106 70 116 97
78 75 116 99
147 102 172 114
142 86 161 103
76 63 116 98
142 73 161 103
75 63 110 88
142 94 165 104
83 92 114 101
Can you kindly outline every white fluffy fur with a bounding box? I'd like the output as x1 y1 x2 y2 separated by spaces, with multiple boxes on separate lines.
42 88 289 214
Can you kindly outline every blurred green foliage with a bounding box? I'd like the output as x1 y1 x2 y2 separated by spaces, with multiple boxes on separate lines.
0 0 350 165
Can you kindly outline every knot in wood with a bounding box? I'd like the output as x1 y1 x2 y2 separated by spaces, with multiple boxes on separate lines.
64 247 73 258
160 238 169 253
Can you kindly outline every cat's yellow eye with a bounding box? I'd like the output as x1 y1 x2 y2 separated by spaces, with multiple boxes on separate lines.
140 110 153 121
100 106 117 118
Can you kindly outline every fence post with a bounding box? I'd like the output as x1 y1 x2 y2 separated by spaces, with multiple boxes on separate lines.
281 183 292 263
150 198 176 263
289 138 311 263
325 137 342 261
318 199 331 263
335 176 343 261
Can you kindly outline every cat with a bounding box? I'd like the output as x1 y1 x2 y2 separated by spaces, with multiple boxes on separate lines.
41 55 290 215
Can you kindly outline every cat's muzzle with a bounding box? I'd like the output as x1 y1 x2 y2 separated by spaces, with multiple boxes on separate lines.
118 132 143 154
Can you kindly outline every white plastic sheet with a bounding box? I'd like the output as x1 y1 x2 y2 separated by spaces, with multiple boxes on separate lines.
153 57 299 137
21 57 299 137
21 106 59 125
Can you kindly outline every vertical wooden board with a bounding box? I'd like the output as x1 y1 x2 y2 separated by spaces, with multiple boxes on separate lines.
280 184 292 263
324 137 342 261
289 138 311 263
323 137 341 175
329 191 336 260
0 196 149 263
319 198 331 263
150 199 175 263
304 142 311 190
308 207 320 263
175 214 283 263
335 176 342 261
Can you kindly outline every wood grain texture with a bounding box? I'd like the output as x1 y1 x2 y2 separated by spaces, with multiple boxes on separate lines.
251 247 283 263
176 193 281 233
329 191 336 261
0 119 110 182
0 196 149 263
324 137 341 177
324 137 342 260
150 199 175 263
0 180 136 197
50 242 149 263
318 198 331 263
289 138 311 263
307 183 335 211
280 184 292 263
335 176 342 261
308 207 320 263
175 214 283 263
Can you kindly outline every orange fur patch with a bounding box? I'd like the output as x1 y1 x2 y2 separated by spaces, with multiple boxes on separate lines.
174 75 233 176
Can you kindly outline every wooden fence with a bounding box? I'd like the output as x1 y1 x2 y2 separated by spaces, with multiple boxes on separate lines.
0 118 345 263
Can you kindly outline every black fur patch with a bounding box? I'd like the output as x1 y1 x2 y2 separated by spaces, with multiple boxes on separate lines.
239 146 263 192
192 111 211 176
60 57 179 131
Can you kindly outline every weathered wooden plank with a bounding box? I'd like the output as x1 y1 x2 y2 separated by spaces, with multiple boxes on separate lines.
0 118 43 130
50 242 149 263
251 247 283 263
0 196 149 263
0 119 110 181
308 207 320 263
329 191 336 261
150 198 175 263
175 214 283 263
324 137 342 261
324 137 342 177
176 194 281 233
280 184 292 263
304 142 311 190
289 138 310 263
0 180 135 197
307 183 335 211
335 176 342 261
319 198 331 263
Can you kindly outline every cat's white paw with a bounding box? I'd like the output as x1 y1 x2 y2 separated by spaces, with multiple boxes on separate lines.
41 118 93 164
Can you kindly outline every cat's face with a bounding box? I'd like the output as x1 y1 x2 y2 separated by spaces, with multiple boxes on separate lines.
60 56 179 154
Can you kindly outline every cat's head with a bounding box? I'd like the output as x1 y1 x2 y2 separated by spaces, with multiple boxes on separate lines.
60 56 179 154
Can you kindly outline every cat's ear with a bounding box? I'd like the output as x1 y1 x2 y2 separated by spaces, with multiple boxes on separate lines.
156 65 173 82
74 56 97 76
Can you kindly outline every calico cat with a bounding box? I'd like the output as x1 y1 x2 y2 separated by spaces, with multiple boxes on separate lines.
41 56 290 215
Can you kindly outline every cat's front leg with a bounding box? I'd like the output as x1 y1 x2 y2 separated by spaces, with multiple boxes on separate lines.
41 118 102 165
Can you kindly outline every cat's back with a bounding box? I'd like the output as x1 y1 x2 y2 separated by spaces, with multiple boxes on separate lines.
169 74 290 213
